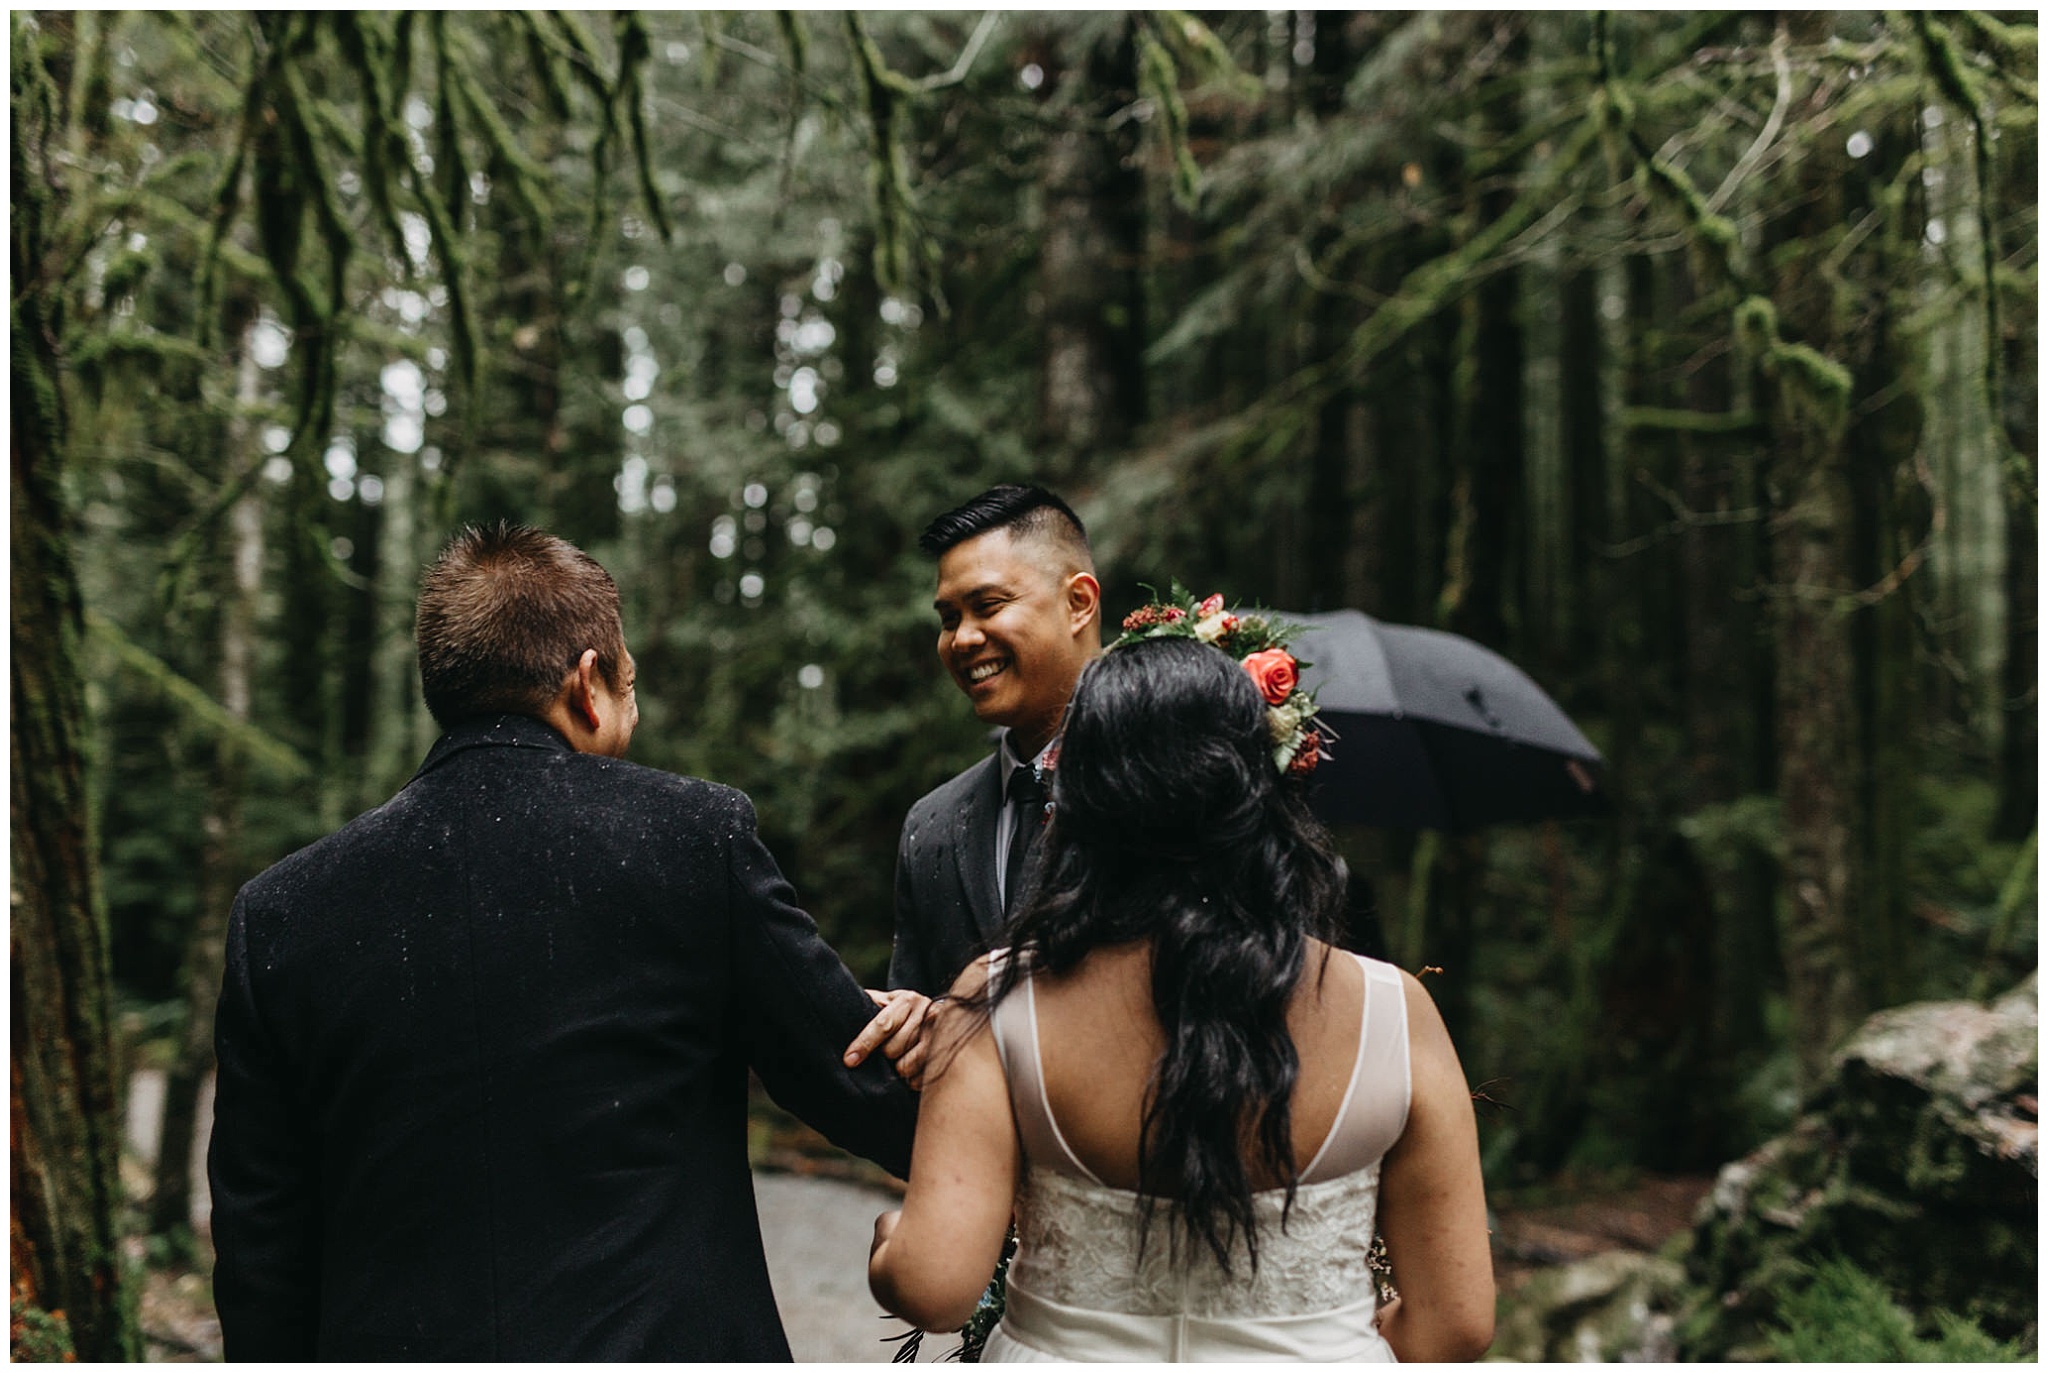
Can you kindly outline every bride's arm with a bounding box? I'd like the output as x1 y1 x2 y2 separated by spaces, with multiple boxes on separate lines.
1374 970 1496 1361
868 957 1020 1332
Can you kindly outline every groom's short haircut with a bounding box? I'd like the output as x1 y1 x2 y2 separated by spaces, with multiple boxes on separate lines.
918 484 1092 569
416 522 626 728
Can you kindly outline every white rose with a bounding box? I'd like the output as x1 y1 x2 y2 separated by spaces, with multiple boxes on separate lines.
1267 696 1309 744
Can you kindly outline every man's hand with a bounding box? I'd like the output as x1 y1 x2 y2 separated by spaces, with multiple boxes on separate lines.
844 988 933 1088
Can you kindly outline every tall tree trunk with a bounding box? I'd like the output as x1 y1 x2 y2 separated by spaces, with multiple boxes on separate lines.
1303 15 1363 611
1843 115 1925 1008
1991 149 2038 840
1768 409 1863 1088
1992 488 2036 840
9 13 140 1358
1672 258 1770 1147
1038 17 1145 471
1768 51 1880 1083
369 431 433 799
1448 20 1528 654
150 346 264 1237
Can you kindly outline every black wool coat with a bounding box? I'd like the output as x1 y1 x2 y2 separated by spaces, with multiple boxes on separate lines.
207 714 916 1361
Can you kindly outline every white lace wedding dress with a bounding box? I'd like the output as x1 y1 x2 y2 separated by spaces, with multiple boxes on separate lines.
981 951 1411 1362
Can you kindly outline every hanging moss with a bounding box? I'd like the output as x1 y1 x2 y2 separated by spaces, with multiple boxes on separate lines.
86 611 313 780
1597 18 1855 438
1151 10 1262 101
844 11 919 298
328 12 414 265
511 12 573 120
1137 23 1201 210
444 57 552 238
615 12 674 243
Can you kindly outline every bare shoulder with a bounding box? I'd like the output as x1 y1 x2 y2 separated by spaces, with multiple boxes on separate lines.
1394 968 1474 1105
1397 967 1451 1035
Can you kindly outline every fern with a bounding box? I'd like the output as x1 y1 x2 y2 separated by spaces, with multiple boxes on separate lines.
1765 1258 2033 1362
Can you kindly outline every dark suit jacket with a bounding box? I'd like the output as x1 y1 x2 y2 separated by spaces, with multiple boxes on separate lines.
207 714 916 1361
887 746 1007 996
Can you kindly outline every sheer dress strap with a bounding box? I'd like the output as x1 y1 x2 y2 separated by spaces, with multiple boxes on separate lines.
1298 954 1411 1184
990 952 1099 1183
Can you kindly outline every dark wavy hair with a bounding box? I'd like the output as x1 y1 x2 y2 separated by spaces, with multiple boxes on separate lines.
974 635 1346 1273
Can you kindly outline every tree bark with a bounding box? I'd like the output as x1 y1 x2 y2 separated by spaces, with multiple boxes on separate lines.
10 14 140 1357
1038 17 1145 469
1842 117 1925 1009
1447 22 1527 654
1992 491 2036 840
1991 169 2038 839
1763 62 1870 1086
1769 420 1864 1088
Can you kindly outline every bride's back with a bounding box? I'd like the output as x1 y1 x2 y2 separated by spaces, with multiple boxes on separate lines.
1030 938 1371 1193
871 635 1493 1362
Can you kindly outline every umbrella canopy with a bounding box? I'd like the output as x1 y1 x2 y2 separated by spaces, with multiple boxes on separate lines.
1283 609 1604 833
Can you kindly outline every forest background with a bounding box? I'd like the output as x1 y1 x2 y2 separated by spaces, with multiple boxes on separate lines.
11 8 2036 1362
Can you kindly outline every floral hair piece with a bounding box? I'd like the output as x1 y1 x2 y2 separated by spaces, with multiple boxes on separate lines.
1111 583 1329 777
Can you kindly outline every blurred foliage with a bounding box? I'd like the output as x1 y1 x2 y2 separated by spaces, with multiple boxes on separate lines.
1765 1257 2034 1362
24 10 2033 1206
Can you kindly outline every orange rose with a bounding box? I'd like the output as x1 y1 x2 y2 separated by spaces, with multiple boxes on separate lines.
1242 649 1298 706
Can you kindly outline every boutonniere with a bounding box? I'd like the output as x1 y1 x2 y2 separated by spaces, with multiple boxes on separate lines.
1031 742 1058 824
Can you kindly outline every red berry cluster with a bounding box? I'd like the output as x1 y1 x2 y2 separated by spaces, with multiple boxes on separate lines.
1120 604 1188 632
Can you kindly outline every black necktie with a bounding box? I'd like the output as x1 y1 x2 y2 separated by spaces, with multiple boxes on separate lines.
1004 765 1047 916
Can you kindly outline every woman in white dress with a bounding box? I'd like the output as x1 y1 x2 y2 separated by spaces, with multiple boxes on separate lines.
869 636 1494 1361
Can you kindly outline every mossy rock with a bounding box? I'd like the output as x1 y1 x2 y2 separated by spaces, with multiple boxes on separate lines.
1492 1251 1685 1362
1676 978 2038 1358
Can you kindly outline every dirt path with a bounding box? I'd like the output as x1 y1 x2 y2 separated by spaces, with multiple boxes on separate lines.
755 1171 948 1362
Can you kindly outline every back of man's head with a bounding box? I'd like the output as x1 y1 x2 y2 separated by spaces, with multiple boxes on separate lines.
416 522 625 729
917 484 1092 570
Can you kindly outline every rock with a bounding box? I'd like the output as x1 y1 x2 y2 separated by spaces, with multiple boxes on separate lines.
1491 1250 1685 1362
1675 977 2038 1359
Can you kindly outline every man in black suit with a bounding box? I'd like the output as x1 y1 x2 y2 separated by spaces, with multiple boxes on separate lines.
207 523 925 1361
887 487 1102 996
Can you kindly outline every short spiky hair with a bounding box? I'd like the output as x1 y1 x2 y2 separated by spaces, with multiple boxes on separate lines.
415 522 625 728
918 484 1091 563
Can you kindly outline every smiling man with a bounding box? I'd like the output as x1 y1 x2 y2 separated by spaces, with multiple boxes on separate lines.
887 485 1103 995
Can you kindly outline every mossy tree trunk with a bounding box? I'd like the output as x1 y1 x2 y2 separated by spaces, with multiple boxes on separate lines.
1841 114 1925 1010
1762 122 1866 1087
10 12 141 1360
1448 19 1528 656
1990 107 2037 842
1037 16 1146 473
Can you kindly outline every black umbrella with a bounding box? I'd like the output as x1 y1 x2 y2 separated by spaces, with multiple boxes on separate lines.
1283 609 1604 833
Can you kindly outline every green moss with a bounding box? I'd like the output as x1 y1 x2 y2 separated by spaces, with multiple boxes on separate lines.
1766 1258 2033 1362
9 1298 76 1362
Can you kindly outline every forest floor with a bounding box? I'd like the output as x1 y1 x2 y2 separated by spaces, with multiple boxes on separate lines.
128 1079 1713 1361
